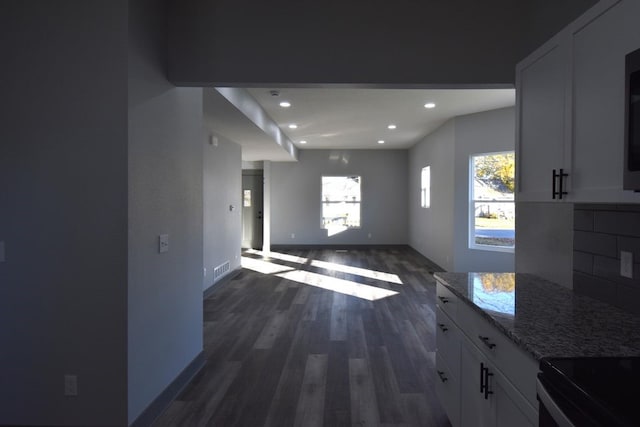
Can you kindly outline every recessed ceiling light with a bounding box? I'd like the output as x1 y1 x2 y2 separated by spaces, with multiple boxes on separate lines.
378 140 385 144
387 124 397 130
288 124 298 129
299 140 307 144
424 102 436 109
279 101 291 108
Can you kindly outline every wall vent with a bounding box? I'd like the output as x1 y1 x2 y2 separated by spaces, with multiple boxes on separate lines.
213 261 230 281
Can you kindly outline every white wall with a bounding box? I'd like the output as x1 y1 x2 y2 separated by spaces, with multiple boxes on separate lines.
271 150 408 245
408 122 456 270
409 107 515 272
202 111 242 290
452 108 515 272
127 0 205 423
0 2 129 425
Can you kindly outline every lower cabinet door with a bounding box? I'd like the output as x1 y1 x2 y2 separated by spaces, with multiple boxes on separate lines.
459 342 493 427
493 369 537 427
435 354 460 427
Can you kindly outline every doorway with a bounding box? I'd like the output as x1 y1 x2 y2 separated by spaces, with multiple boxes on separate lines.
242 170 264 249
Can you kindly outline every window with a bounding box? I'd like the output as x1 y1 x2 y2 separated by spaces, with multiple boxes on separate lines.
322 176 361 236
470 152 515 251
421 166 431 208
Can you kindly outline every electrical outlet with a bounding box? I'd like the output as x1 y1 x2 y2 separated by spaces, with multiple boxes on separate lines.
291 233 295 239
203 267 207 277
621 251 633 278
159 234 169 253
64 375 78 396
368 233 372 239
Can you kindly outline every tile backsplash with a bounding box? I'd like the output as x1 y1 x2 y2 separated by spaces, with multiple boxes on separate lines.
573 204 640 316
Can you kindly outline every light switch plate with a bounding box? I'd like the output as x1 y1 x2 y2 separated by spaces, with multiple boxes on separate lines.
621 251 633 278
159 234 169 253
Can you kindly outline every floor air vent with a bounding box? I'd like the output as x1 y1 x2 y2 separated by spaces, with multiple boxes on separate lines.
214 261 230 281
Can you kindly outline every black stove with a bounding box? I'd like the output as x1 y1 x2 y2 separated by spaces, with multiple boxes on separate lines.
537 357 640 426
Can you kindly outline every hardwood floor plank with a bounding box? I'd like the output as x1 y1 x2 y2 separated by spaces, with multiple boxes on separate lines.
329 292 348 341
370 346 405 424
254 311 288 350
294 354 328 427
323 341 351 427
349 358 380 427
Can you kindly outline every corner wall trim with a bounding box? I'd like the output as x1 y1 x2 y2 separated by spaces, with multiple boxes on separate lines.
131 351 206 427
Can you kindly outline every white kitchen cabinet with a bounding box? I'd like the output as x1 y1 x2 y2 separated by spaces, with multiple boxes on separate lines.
516 0 640 203
435 281 538 427
516 28 571 202
570 0 640 202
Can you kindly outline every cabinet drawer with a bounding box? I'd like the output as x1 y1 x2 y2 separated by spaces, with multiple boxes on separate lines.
436 353 460 427
436 306 461 377
457 303 539 408
436 281 458 321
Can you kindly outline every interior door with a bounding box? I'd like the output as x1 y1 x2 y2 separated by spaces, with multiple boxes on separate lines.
242 171 263 249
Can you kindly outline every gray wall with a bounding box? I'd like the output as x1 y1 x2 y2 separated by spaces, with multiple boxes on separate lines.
167 0 595 86
573 204 640 315
452 108 515 272
515 202 574 287
271 150 408 245
0 2 129 425
408 122 456 271
202 109 242 290
127 0 204 423
409 107 515 272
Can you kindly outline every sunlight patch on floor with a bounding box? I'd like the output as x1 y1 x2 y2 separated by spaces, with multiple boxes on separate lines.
275 269 398 301
241 256 295 275
245 250 403 285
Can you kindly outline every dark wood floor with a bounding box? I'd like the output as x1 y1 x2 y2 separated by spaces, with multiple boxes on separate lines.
153 247 451 427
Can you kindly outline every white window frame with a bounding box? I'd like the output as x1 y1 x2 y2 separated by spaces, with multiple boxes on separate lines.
469 151 515 253
421 166 431 208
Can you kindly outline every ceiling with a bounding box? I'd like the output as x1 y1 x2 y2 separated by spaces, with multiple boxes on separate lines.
210 87 515 161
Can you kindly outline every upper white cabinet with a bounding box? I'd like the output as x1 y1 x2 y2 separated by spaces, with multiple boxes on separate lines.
516 29 571 202
516 0 640 203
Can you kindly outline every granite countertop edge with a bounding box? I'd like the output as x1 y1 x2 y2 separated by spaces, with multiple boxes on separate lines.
433 272 640 361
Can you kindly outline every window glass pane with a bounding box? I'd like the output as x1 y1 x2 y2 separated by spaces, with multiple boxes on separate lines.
322 176 361 231
473 202 515 248
473 153 514 201
421 166 431 208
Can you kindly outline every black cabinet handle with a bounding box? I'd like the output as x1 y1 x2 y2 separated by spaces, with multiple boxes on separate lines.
438 296 449 304
480 362 485 393
558 168 568 199
484 367 494 400
438 323 448 332
478 335 496 350
437 370 448 383
552 169 569 200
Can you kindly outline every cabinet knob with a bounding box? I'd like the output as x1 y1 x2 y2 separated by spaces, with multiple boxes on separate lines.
437 370 448 383
438 323 448 332
438 296 449 304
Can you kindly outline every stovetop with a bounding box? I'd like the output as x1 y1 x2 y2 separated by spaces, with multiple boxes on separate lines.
539 357 640 426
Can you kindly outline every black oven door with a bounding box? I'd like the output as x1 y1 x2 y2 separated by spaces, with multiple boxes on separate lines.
536 374 600 427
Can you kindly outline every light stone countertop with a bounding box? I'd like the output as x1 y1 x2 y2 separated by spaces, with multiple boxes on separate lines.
433 272 640 361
